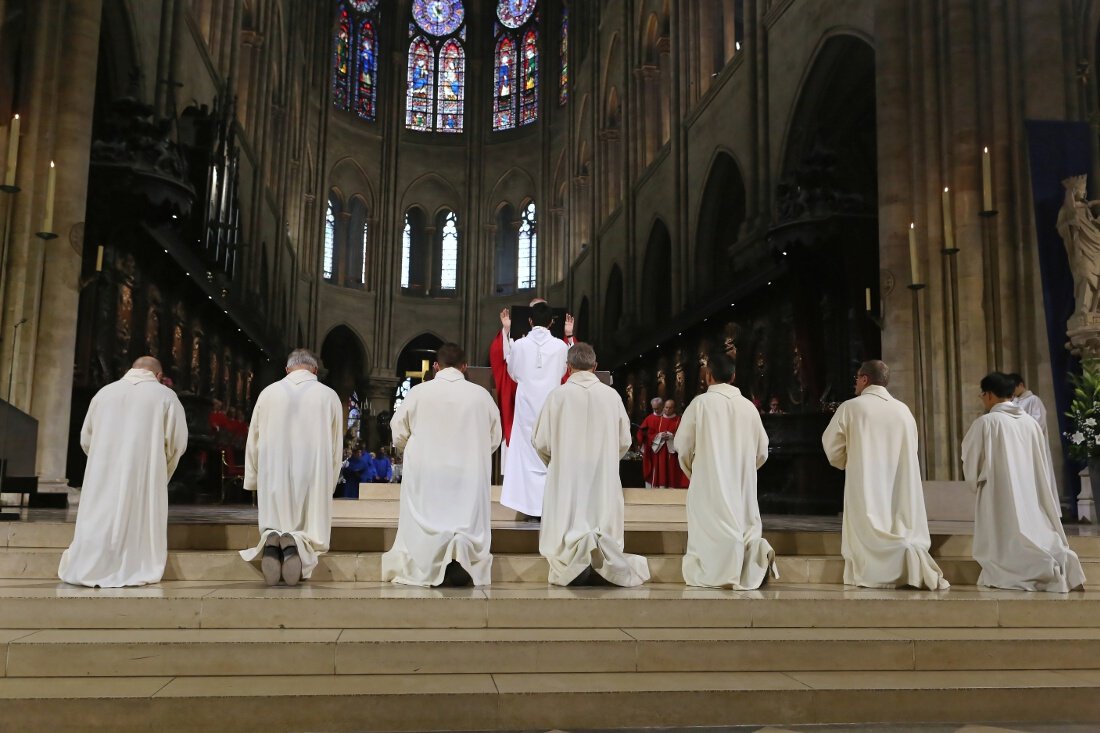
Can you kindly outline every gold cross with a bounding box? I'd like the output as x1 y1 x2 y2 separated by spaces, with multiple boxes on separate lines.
405 359 430 380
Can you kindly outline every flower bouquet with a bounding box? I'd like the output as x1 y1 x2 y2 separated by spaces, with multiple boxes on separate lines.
1065 365 1100 461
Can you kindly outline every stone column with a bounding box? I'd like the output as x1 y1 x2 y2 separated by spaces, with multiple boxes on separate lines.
28 0 103 490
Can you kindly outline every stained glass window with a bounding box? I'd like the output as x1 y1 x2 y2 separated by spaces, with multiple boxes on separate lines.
332 4 351 110
497 0 537 28
333 1 380 122
360 218 369 285
412 0 464 37
323 200 336 281
518 201 536 290
401 214 412 289
406 36 435 131
493 1 538 131
406 1 466 133
519 29 538 125
493 35 516 130
559 6 568 105
440 211 458 290
436 40 465 132
355 19 377 120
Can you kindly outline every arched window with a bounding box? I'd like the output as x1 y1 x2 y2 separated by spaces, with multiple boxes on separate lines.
323 199 336 281
518 201 537 290
492 36 517 130
439 211 459 291
360 218 369 285
332 4 351 110
406 0 466 133
332 0 380 122
400 213 413 289
406 37 435 131
559 4 568 105
492 0 539 131
519 29 539 124
437 40 465 132
356 18 377 120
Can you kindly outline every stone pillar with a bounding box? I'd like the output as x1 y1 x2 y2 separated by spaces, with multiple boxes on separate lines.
154 0 176 118
28 0 103 490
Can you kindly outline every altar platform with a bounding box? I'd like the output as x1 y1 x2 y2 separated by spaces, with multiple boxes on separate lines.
1 503 1099 731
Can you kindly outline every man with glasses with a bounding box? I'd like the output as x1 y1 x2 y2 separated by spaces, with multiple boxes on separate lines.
821 360 948 590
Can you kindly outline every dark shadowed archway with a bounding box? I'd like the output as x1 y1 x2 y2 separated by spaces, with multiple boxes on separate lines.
695 152 746 298
602 265 624 351
640 219 673 325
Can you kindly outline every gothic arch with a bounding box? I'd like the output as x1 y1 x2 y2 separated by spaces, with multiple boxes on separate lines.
486 166 537 212
694 150 746 298
640 218 673 326
329 157 376 210
320 324 369 414
400 171 462 216
575 295 591 344
394 332 446 376
602 264 625 350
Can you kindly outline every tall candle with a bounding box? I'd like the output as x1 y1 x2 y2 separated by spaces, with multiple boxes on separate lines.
909 222 920 284
41 160 56 234
865 287 872 312
4 114 19 187
982 146 993 212
95 245 104 272
942 186 955 250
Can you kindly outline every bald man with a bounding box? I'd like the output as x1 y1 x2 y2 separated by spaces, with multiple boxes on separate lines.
59 357 189 587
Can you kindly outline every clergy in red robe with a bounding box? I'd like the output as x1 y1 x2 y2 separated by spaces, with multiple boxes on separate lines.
489 298 574 474
650 400 689 489
635 398 665 487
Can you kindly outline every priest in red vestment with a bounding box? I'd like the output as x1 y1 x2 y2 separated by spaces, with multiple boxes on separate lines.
488 298 574 473
635 398 665 487
649 400 689 489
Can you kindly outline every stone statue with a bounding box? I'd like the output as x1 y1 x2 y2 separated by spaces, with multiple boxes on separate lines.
1058 175 1100 326
655 357 668 399
673 349 687 406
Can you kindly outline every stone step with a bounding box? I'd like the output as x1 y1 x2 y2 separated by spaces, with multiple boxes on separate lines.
1 670 1099 731
4 626 1100 678
3 547 1099 589
0 581 1097 630
7 520 1100 557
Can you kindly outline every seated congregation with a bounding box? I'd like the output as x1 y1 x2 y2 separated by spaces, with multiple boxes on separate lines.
58 349 1085 594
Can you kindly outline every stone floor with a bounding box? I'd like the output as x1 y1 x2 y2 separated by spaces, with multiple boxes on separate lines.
8 503 1100 537
507 727 1100 733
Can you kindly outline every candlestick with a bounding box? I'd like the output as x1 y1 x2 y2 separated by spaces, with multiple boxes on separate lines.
942 186 957 252
95 245 104 272
982 146 993 212
908 222 921 284
37 160 56 238
2 114 18 191
865 287 872 312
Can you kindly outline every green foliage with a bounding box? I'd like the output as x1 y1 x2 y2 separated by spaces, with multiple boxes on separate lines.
1065 365 1100 461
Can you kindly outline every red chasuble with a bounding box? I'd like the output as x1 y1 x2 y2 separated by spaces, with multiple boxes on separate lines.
637 412 661 484
650 414 689 489
489 331 518 445
490 331 576 446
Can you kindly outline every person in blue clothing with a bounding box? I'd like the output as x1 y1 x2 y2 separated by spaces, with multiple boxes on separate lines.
372 447 393 483
340 448 374 498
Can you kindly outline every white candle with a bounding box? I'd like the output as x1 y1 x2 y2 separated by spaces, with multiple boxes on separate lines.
4 114 19 187
95 245 104 272
909 222 920 284
865 287 872 312
942 186 955 250
982 147 993 211
41 160 56 234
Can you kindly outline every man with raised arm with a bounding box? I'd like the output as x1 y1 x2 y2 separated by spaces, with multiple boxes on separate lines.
59 356 189 587
489 297 574 474
822 360 948 590
239 349 343 586
499 301 569 520
382 343 502 587
534 343 650 586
